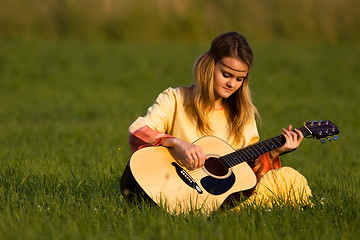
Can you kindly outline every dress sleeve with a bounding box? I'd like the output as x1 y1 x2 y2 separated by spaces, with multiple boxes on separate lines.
248 152 281 182
128 125 174 153
128 88 177 153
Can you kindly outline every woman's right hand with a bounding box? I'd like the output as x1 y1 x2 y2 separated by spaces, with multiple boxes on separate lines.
161 137 208 170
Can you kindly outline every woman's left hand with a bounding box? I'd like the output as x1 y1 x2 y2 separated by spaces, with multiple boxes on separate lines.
269 125 304 158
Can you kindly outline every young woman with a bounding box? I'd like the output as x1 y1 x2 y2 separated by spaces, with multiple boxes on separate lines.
128 32 312 211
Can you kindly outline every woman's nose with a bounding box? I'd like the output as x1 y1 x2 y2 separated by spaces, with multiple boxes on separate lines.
226 78 236 87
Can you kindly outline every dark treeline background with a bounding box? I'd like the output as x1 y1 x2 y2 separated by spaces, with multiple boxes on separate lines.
1 0 359 43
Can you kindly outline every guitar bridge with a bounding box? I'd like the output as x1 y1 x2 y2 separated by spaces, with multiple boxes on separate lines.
171 162 203 194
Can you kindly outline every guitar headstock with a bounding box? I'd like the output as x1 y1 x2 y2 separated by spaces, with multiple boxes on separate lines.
303 120 340 143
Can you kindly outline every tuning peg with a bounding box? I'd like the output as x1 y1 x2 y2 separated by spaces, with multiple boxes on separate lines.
320 139 325 144
327 137 331 141
333 136 339 141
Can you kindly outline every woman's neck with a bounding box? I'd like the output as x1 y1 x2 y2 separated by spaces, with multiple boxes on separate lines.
214 98 224 110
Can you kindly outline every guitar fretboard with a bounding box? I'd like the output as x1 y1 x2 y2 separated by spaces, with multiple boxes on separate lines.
219 126 309 168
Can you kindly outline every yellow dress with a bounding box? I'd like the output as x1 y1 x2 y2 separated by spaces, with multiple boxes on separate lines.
128 86 312 211
231 167 312 212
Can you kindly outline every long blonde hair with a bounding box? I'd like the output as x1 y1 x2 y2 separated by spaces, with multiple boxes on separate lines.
191 32 259 146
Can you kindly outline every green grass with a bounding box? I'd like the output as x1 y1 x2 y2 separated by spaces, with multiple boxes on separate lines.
0 39 359 239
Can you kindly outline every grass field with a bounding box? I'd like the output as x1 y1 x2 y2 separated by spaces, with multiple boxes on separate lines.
0 40 359 239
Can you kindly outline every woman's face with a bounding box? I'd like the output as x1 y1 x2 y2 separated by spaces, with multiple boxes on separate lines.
213 57 248 100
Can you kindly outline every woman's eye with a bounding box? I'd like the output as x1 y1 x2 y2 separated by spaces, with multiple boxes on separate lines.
237 77 244 82
222 73 230 78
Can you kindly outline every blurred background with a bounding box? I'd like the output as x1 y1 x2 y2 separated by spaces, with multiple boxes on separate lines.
1 0 359 43
1 0 359 165
0 0 359 164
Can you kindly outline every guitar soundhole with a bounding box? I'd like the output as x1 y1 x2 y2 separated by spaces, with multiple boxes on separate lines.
204 157 229 177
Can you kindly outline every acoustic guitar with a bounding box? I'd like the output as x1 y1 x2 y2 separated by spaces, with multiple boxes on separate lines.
120 120 339 214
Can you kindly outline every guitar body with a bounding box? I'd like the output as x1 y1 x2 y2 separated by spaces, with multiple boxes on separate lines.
120 136 257 214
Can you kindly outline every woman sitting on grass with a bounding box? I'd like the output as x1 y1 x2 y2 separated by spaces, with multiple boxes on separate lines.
127 31 312 211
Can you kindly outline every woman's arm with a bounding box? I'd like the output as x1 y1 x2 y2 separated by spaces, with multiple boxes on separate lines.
129 125 207 170
161 137 208 170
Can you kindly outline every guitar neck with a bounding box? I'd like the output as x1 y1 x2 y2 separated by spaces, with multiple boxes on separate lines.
220 126 310 168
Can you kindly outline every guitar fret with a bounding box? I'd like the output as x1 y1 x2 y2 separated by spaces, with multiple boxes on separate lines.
264 140 275 149
226 154 238 166
258 143 269 154
273 137 283 146
221 154 236 168
225 151 241 166
241 148 255 160
223 135 287 168
234 150 248 163
248 147 258 158
251 145 262 155
262 142 271 153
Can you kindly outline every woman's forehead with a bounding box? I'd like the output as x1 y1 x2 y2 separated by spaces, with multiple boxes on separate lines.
217 57 248 75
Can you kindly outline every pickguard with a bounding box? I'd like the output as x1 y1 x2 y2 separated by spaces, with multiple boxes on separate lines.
200 173 236 195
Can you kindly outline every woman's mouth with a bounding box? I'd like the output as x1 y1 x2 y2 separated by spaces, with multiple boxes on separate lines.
223 88 232 93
